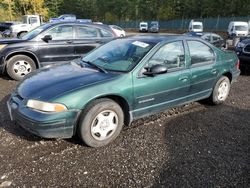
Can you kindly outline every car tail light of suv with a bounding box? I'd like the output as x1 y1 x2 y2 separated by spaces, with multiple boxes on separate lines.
236 59 240 70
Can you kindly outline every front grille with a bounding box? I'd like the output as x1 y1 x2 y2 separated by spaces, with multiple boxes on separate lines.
11 92 24 103
16 94 24 101
243 44 250 54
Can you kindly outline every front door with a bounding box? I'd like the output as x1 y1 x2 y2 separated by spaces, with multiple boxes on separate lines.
37 24 75 66
132 41 191 118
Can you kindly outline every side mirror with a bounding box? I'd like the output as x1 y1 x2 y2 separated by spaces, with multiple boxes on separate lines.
143 64 168 76
42 35 52 42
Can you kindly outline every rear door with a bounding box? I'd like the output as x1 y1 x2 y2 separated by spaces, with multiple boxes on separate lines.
37 24 75 66
74 25 114 57
186 40 218 100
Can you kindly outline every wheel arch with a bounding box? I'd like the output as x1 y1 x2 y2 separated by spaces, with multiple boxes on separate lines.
73 94 132 136
76 94 131 128
222 72 232 82
17 31 28 37
4 51 40 71
94 95 131 126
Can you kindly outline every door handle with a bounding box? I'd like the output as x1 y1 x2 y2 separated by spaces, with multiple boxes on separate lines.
211 69 217 74
179 76 189 82
66 40 73 44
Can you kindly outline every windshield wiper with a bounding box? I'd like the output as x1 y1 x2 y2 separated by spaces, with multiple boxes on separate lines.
81 60 107 73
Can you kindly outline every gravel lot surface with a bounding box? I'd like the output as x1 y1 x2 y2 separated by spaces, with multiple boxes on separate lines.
0 73 249 187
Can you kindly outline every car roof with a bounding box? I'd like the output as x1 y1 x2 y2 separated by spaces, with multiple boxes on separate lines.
45 21 112 30
126 35 199 43
202 32 218 35
230 21 248 25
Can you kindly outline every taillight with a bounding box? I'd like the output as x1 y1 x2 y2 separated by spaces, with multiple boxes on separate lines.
236 59 240 70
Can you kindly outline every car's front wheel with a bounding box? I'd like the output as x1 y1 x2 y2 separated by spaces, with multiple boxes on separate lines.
78 98 124 147
6 55 36 81
17 31 27 38
210 76 231 105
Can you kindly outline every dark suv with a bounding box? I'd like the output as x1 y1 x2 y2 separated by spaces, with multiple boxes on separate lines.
0 22 117 80
235 38 250 71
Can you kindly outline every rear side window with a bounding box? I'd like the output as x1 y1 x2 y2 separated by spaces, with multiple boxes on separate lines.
187 41 214 65
100 29 113 37
76 26 99 38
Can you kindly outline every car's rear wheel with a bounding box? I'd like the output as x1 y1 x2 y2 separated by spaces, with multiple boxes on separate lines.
210 76 231 105
78 98 124 147
6 55 36 81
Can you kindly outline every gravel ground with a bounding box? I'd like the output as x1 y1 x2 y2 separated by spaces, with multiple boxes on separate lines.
0 73 249 187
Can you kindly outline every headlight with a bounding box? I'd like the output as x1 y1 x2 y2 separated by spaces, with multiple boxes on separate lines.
237 42 245 48
26 99 68 112
0 44 6 50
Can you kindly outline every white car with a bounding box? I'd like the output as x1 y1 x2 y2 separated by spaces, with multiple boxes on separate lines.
139 22 148 32
228 21 249 37
189 20 203 33
109 25 126 37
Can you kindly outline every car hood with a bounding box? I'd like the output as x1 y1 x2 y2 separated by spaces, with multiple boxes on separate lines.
17 62 119 101
0 38 26 44
240 38 250 44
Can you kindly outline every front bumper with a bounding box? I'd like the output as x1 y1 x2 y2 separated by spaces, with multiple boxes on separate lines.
0 55 5 74
232 69 241 82
7 93 80 139
149 28 159 33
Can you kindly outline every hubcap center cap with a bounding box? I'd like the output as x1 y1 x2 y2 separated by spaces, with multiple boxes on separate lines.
18 65 26 72
100 119 110 130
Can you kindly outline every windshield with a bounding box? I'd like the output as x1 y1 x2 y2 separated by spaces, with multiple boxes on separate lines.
193 25 202 29
235 25 248 31
82 38 157 72
151 22 158 27
140 24 147 27
21 24 51 40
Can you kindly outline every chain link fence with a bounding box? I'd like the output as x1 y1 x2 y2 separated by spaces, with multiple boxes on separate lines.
111 16 250 32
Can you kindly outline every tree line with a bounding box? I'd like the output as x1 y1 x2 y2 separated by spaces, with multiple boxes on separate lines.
0 0 249 22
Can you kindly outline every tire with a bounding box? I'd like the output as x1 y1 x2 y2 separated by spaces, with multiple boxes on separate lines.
6 55 36 81
209 76 231 105
78 98 124 147
17 32 27 38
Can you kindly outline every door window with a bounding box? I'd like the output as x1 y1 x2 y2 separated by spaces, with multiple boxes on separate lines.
148 41 185 70
45 25 74 40
29 17 38 24
100 29 114 37
212 34 222 41
187 40 214 65
201 34 211 42
76 26 99 38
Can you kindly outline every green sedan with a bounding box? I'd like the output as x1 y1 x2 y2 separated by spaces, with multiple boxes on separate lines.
7 35 240 147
